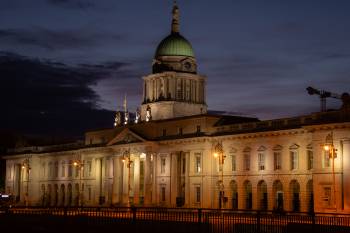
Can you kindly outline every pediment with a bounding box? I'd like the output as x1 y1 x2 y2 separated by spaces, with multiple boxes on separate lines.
257 145 267 152
289 143 300 150
107 128 147 146
243 147 251 153
273 145 283 151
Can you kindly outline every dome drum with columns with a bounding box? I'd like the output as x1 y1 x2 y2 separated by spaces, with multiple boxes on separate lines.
142 1 207 121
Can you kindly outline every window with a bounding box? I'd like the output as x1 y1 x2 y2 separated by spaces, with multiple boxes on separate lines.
179 128 183 136
290 151 298 170
274 152 282 170
41 162 46 177
323 150 331 168
195 186 201 203
323 187 332 207
231 154 236 171
244 153 250 171
88 187 92 201
54 161 59 178
161 157 166 173
140 161 145 196
161 186 166 202
75 164 80 177
196 125 201 134
61 161 66 177
258 153 265 170
87 161 92 177
182 157 186 174
162 129 166 137
307 150 313 170
195 153 201 173
48 162 53 178
68 160 73 177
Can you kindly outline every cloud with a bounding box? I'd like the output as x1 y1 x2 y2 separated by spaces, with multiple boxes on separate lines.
46 0 94 9
0 28 122 51
0 52 130 137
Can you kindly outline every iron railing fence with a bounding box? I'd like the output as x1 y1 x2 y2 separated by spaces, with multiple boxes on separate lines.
1 206 350 233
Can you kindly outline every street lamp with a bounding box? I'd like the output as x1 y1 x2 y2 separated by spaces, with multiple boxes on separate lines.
214 141 226 209
323 132 337 211
73 160 84 207
122 148 133 206
21 156 31 207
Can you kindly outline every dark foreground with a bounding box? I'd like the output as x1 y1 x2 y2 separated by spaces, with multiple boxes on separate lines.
1 207 350 233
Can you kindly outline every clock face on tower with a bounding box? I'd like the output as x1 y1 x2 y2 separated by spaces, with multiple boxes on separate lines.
184 62 192 70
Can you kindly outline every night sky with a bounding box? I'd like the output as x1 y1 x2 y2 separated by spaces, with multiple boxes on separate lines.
1 0 350 138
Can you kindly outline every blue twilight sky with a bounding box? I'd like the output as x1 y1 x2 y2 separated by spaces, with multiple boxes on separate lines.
1 0 350 136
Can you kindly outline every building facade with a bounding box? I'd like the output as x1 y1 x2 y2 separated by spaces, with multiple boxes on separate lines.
3 3 350 214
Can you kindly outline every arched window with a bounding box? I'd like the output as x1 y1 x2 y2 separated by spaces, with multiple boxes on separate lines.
230 180 238 210
306 180 314 213
290 180 300 212
243 180 252 209
273 180 284 211
257 180 268 210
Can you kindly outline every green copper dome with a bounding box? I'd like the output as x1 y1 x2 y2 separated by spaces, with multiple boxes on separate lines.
155 33 195 58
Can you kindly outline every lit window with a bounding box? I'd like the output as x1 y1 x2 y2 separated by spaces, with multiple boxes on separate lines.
68 160 73 177
274 152 282 170
196 186 201 203
161 158 166 173
48 162 53 178
61 161 66 177
88 160 92 177
54 161 59 178
244 153 250 171
161 186 166 202
182 157 186 174
195 153 201 173
88 187 92 201
307 150 313 170
323 151 331 168
231 154 236 171
258 153 265 170
290 151 298 170
323 187 332 207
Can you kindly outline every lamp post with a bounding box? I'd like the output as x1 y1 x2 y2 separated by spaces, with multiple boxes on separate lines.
214 141 226 209
73 160 84 207
21 156 31 207
323 132 337 211
122 148 133 206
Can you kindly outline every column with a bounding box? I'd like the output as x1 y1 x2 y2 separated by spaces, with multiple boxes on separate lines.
185 152 190 207
134 157 140 204
342 139 350 212
122 158 128 204
112 157 122 205
94 158 101 204
170 152 178 207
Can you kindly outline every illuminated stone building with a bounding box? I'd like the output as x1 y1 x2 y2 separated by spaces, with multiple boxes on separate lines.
3 2 350 214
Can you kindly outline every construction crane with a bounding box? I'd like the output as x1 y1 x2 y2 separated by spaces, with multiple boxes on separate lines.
306 86 343 112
